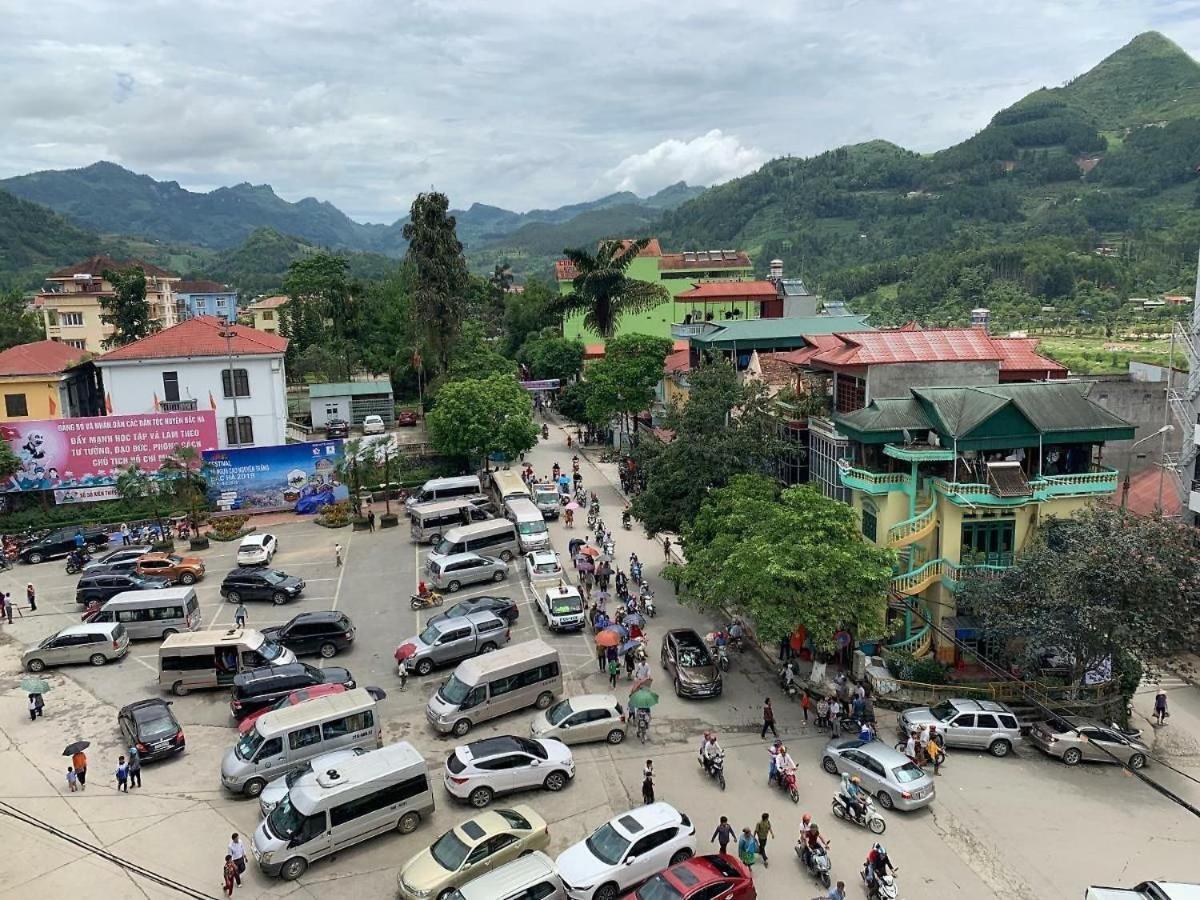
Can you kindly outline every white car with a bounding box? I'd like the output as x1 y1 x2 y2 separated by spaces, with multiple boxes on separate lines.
531 694 627 745
525 550 563 584
362 415 386 435
556 803 697 900
236 533 277 566
444 734 574 808
258 747 368 817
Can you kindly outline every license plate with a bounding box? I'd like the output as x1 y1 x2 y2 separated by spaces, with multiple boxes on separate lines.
152 741 170 750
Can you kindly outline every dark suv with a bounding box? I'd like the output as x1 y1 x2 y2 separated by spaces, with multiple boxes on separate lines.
260 611 356 659
661 628 722 698
325 419 350 439
76 571 172 605
230 662 355 719
21 526 110 564
220 568 305 605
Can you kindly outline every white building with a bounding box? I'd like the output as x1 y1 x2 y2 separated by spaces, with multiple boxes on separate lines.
96 316 289 449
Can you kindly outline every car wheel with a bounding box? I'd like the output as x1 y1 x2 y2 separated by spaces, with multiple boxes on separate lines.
468 786 493 808
674 678 682 696
1128 752 1147 770
668 848 693 865
89 653 107 667
876 790 895 810
428 533 441 545
606 728 626 745
26 659 45 673
319 642 338 659
180 573 196 585
492 570 505 582
988 738 1012 758
415 658 434 676
535 691 553 710
272 592 288 606
821 756 839 775
398 811 421 834
499 550 513 562
479 642 497 653
1062 747 1083 766
594 884 620 900
244 778 266 798
280 857 307 881
162 628 178 638
452 719 471 737
172 681 189 697
226 591 241 604
544 771 568 792
27 552 43 564
447 580 462 593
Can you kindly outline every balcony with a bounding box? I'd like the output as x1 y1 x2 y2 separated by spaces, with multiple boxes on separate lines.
933 465 1119 506
838 464 908 494
159 399 198 412
670 322 714 340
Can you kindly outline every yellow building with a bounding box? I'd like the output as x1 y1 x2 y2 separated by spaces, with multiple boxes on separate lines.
0 340 104 421
246 295 289 334
35 255 182 353
835 383 1134 661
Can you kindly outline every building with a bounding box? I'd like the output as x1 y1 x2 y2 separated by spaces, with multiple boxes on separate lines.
246 295 289 334
0 340 104 422
686 314 875 370
834 382 1133 661
34 255 182 353
95 316 288 449
175 280 238 321
309 380 395 429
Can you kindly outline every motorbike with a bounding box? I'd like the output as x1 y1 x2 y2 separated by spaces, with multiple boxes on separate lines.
409 591 445 610
542 425 549 439
639 585 656 617
634 709 650 743
602 536 615 557
773 766 800 803
588 511 599 531
795 842 832 889
714 641 731 673
700 752 726 790
65 551 92 575
622 511 632 530
865 872 899 900
779 661 800 699
630 562 643 585
831 791 886 834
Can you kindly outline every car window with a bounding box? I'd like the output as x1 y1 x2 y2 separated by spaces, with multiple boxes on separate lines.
486 833 518 855
465 842 491 865
477 755 523 771
862 755 886 777
289 725 321 750
951 714 976 728
523 883 560 900
439 628 471 644
999 715 1018 729
975 714 999 729
693 885 734 900
629 828 674 858
256 737 283 760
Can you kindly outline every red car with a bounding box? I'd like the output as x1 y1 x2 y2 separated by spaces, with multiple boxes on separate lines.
622 854 755 900
397 410 419 426
237 683 348 733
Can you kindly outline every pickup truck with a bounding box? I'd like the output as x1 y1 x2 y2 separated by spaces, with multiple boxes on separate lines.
395 609 511 676
20 526 111 564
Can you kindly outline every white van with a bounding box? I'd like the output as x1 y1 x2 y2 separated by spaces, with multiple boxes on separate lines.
221 687 382 796
89 587 200 640
409 499 491 544
537 584 585 632
431 520 519 562
158 628 297 696
426 639 562 737
489 470 530 509
405 476 485 514
253 741 434 881
443 851 566 900
506 496 550 552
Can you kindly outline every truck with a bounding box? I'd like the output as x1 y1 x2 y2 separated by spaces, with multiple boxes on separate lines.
396 610 511 676
531 482 561 519
536 584 585 631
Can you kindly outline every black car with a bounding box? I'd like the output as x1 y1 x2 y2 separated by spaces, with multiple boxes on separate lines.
21 526 110 564
325 419 350 439
118 698 185 761
76 571 172 605
260 611 356 659
220 568 305 605
428 595 520 626
230 663 355 719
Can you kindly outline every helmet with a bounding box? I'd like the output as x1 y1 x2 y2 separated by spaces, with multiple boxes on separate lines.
851 775 861 784
802 813 812 827
874 843 886 855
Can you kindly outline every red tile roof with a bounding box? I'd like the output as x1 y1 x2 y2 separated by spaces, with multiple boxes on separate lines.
752 352 799 387
664 348 691 375
992 338 1068 378
0 340 89 376
676 281 779 301
175 280 231 294
658 250 751 271
1113 466 1183 518
248 295 289 310
98 316 288 362
48 255 177 280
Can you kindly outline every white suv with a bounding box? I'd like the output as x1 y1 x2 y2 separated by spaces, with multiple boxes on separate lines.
444 735 574 808
556 803 696 900
237 533 277 566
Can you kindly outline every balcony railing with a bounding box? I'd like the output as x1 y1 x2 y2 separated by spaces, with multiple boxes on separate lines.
933 466 1119 505
838 465 908 494
670 322 711 339
159 399 198 412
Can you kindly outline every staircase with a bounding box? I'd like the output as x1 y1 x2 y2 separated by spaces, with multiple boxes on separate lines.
886 499 936 548
1167 320 1199 486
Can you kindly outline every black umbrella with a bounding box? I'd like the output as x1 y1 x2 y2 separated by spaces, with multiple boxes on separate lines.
62 740 90 756
365 686 387 701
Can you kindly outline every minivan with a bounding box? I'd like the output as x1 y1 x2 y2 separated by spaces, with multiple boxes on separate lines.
409 499 491 544
489 470 530 509
426 639 562 737
405 476 485 514
221 687 382 796
505 496 550 552
426 552 508 592
253 741 434 880
430 520 519 562
158 628 297 696
443 851 566 900
87 587 200 640
23 622 130 672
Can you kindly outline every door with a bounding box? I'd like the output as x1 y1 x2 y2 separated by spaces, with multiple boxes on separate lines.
625 828 676 887
973 712 1000 747
140 559 169 577
474 754 522 796
946 713 977 748
286 622 317 655
482 832 521 872
253 737 285 774
71 634 101 664
293 810 332 863
434 626 472 664
461 559 488 587
1078 728 1124 763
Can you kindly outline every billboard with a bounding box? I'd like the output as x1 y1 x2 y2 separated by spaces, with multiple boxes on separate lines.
203 440 349 513
1 412 218 493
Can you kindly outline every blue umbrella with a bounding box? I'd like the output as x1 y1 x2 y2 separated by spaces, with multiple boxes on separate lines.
618 639 643 655
603 624 629 640
622 613 645 627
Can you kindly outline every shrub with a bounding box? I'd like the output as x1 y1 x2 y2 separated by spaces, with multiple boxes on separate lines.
316 502 352 528
210 515 250 541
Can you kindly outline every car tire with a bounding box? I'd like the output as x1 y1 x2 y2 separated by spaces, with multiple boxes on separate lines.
876 790 895 810
479 642 497 653
988 738 1012 758
821 756 839 775
89 653 107 667
544 771 568 792
27 552 43 564
272 592 288 606
492 570 505 583
499 550 513 562
398 811 421 834
668 849 693 865
428 533 441 545
452 719 471 737
226 591 241 604
180 573 196 585
535 691 553 710
172 681 189 697
1128 752 1147 770
447 580 462 593
26 659 45 673
468 786 493 808
1062 747 1083 766
606 728 626 745
594 884 620 900
415 659 434 676
162 628 178 638
319 642 338 659
280 857 307 881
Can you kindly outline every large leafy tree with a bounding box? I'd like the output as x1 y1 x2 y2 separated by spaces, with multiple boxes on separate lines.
447 321 517 381
0 289 46 351
517 327 585 383
584 333 671 436
427 374 539 468
281 253 362 380
99 266 159 348
556 238 670 338
403 192 469 373
115 463 166 537
674 475 893 646
502 277 557 357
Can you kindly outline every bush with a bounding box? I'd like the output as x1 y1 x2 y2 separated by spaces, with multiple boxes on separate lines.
316 502 352 528
0 495 188 534
210 515 250 541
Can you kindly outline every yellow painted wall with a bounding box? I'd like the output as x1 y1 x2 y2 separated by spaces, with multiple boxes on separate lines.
0 376 63 421
252 309 280 334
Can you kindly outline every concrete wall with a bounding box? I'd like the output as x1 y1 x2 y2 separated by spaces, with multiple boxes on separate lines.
1078 375 1179 476
310 396 351 428
867 360 999 401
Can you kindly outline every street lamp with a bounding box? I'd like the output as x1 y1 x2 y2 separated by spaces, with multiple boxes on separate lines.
1119 424 1174 510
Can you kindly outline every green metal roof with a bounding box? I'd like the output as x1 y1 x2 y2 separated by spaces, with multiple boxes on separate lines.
689 314 874 350
308 380 393 399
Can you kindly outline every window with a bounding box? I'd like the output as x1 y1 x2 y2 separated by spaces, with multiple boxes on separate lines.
974 714 999 729
255 737 283 761
438 627 471 644
324 403 340 419
951 714 976 728
60 311 84 327
65 339 87 349
629 829 674 858
329 775 429 826
322 710 374 739
262 310 274 321
195 300 207 312
460 686 486 710
489 673 521 698
861 502 878 543
222 368 250 398
162 371 180 402
4 394 28 417
225 416 254 445
161 654 212 671
960 519 1015 567
834 374 866 413
288 725 322 751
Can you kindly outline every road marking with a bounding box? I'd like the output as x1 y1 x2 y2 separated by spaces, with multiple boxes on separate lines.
330 530 352 612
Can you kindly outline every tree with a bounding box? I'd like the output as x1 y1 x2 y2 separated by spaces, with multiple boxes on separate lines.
282 254 362 381
557 380 601 426
958 507 1200 687
447 321 517 381
0 289 46 351
556 238 671 338
584 333 672 437
502 277 557 357
115 463 165 538
517 328 585 383
99 266 159 348
0 438 21 481
427 375 539 468
674 475 893 647
403 192 469 373
160 445 207 532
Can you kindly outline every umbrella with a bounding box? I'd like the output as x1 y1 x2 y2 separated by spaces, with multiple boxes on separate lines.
365 686 388 701
579 546 600 558
631 676 653 694
595 630 622 647
623 613 645 627
394 643 418 663
19 677 51 695
629 688 660 709
565 501 580 511
617 639 644 655
62 740 90 756
604 624 630 640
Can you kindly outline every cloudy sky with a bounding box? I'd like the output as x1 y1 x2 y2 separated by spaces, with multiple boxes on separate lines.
3 0 1200 222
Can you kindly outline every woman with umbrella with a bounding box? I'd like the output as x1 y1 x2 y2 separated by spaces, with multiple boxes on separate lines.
65 741 89 790
629 687 659 742
21 678 49 721
564 500 579 529
595 626 621 671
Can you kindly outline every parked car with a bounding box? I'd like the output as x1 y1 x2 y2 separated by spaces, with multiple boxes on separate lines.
397 805 550 900
220 568 305 605
525 550 564 584
660 629 722 698
21 526 110 564
75 571 172 605
427 552 508 593
260 611 356 658
396 610 511 677
556 802 697 900
898 698 1023 758
821 737 935 811
444 734 575 808
397 410 419 427
230 662 355 719
621 854 756 900
429 595 520 626
23 622 130 672
362 414 386 435
237 683 350 734
118 698 185 761
257 746 369 817
531 694 626 746
134 552 205 584
324 419 350 439
535 584 585 631
84 545 153 572
237 533 278 566
1030 716 1151 769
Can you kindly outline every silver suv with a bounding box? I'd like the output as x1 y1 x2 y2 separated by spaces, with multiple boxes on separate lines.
898 698 1022 758
427 552 508 592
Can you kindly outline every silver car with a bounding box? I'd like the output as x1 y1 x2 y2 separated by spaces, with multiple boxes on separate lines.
398 610 511 676
898 698 1022 758
1030 716 1151 770
821 738 935 811
530 694 627 745
427 552 508 592
23 622 130 672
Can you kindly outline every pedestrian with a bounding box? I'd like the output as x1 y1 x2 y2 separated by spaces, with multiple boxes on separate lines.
829 698 843 738
662 536 672 560
711 816 735 856
1154 688 1169 725
32 692 44 719
817 696 830 730
234 603 248 628
222 854 238 897
754 812 774 867
116 755 129 792
624 649 636 679
633 655 650 686
228 833 246 884
927 726 944 775
120 522 131 546
565 508 574 528
800 691 811 723
26 583 36 612
761 697 778 739
737 827 758 868
823 880 847 900
641 760 654 804
66 766 78 792
73 529 85 551
608 655 620 688
904 730 919 763
72 749 87 790
596 643 607 673
367 509 376 532
398 661 408 691
4 592 13 624
0 593 7 625
127 744 142 788
28 694 39 722
334 543 343 567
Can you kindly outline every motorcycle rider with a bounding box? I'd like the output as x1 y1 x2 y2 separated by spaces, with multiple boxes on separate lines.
700 732 724 776
767 739 784 784
66 548 88 571
840 773 868 822
622 503 632 529
799 820 829 869
776 744 797 791
728 618 745 650
863 843 898 895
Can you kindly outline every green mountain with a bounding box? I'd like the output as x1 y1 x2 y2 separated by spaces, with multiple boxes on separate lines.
0 189 101 289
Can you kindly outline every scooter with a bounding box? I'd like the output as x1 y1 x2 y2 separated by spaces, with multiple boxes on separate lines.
622 510 632 530
65 551 92 575
714 641 731 673
639 585 656 617
700 752 726 790
796 842 832 889
774 766 800 803
542 425 549 440
831 792 886 834
409 591 445 610
865 872 899 900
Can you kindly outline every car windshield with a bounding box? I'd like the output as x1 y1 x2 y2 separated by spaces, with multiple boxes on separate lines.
512 736 547 758
266 795 307 840
285 761 316 788
258 640 285 661
438 674 472 705
262 570 289 584
167 555 183 564
418 624 442 645
430 829 471 871
234 728 263 761
546 699 575 726
927 701 957 723
549 592 582 615
533 561 559 574
535 490 557 503
633 876 684 900
677 645 711 667
432 538 453 556
585 822 631 866
135 709 177 740
892 762 926 783
518 520 547 536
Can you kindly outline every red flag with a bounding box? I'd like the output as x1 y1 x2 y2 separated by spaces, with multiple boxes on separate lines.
47 387 57 417
105 392 113 415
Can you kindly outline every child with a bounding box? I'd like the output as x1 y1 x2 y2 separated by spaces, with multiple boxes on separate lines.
116 755 129 793
608 656 620 688
66 766 78 792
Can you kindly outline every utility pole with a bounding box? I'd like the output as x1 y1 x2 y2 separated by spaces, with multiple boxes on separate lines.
221 323 241 445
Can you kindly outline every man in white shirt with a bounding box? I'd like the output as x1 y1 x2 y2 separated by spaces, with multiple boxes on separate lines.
228 833 246 883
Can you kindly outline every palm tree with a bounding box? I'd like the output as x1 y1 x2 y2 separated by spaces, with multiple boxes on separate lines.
557 239 671 338
161 445 207 533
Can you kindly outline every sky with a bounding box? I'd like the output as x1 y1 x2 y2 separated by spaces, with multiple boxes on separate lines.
4 0 1200 223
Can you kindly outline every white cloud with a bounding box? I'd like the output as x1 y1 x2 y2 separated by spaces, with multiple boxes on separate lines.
604 130 767 196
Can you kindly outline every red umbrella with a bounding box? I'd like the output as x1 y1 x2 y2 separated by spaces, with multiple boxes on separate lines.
579 546 600 558
595 630 621 647
394 643 418 663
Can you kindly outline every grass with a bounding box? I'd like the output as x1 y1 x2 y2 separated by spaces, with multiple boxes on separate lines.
1035 333 1188 374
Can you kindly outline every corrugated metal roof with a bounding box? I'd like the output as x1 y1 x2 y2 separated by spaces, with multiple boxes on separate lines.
690 315 874 345
838 398 932 433
309 380 393 398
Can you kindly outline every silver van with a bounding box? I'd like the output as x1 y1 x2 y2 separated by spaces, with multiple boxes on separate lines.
431 520 519 562
405 476 485 514
253 741 434 881
427 552 508 592
505 496 550 552
443 851 566 900
410 499 491 544
89 587 200 640
23 622 130 672
426 639 562 737
221 687 382 796
158 628 297 696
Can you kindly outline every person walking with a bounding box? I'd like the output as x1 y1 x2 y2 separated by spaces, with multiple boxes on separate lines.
737 827 758 869
222 855 238 897
608 655 620 688
72 749 88 790
641 760 655 804
1154 689 1169 726
829 698 843 738
234 603 248 628
926 726 944 775
28 694 40 722
0 594 8 625
66 766 78 792
820 881 847 900
761 698 778 739
800 691 811 724
33 692 44 718
711 816 735 856
120 522 131 546
4 592 13 624
26 583 36 612
754 813 775 867
662 536 672 560
127 744 142 788
115 755 129 793
596 643 607 673
228 833 246 885
367 509 376 532
334 543 343 567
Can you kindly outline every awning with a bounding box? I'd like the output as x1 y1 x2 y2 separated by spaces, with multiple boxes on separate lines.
942 615 981 640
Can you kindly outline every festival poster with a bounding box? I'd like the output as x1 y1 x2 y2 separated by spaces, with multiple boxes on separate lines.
203 440 349 513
